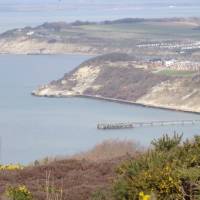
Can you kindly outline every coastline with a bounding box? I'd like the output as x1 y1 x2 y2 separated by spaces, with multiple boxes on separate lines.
32 93 200 115
0 52 96 56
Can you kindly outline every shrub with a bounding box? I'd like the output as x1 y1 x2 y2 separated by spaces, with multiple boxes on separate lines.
151 133 182 152
113 134 200 200
6 185 32 200
0 164 24 171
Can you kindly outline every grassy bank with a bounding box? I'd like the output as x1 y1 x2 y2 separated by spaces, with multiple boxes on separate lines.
157 69 196 77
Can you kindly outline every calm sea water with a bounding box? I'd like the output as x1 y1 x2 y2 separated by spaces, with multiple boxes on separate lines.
0 54 200 164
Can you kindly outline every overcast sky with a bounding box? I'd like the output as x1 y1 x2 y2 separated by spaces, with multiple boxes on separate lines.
1 0 200 5
1 0 200 11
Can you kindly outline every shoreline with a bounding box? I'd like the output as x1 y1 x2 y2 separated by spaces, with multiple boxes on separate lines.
0 52 96 56
32 93 200 115
77 95 200 115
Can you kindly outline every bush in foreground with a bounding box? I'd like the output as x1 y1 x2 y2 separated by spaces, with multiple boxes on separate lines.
5 185 32 200
113 134 200 200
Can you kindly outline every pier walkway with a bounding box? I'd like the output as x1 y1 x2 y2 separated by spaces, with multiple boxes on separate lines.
97 119 200 130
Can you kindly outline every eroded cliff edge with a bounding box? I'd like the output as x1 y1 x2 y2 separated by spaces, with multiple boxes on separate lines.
32 53 200 113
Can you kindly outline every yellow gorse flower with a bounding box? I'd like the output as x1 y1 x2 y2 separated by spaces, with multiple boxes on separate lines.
139 191 151 200
17 185 31 195
6 185 32 200
0 164 24 171
19 185 28 192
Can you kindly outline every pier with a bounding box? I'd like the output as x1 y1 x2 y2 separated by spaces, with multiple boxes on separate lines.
97 119 200 130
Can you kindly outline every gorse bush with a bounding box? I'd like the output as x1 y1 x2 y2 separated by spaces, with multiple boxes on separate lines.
113 134 200 200
151 133 182 151
139 192 151 200
0 164 24 171
6 185 32 200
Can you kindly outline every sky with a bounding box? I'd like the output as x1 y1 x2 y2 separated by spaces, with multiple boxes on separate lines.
1 0 200 5
1 0 200 12
0 0 199 2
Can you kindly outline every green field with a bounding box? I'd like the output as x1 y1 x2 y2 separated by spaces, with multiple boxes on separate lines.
157 69 197 77
80 21 200 40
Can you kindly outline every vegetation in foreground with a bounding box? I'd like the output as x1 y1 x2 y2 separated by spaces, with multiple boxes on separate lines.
0 140 138 200
6 185 33 200
1 135 200 200
112 134 200 200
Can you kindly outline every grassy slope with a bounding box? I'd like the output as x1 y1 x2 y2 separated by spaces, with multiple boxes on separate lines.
157 69 196 77
80 21 200 40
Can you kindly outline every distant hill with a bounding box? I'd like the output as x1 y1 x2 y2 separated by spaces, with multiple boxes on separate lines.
33 53 200 113
0 17 200 55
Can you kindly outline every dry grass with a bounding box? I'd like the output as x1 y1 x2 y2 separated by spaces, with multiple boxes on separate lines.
72 140 142 161
35 139 142 165
45 170 63 200
0 158 129 200
0 140 141 200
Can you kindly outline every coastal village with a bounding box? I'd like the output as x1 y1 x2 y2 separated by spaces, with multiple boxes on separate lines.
141 58 200 71
136 40 200 71
137 40 200 52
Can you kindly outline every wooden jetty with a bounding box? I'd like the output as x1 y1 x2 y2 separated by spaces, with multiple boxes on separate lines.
97 119 200 130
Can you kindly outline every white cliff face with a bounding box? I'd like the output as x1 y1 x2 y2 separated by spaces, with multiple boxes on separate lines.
67 65 101 94
33 65 102 97
137 79 200 112
32 85 75 97
0 37 93 54
32 53 200 113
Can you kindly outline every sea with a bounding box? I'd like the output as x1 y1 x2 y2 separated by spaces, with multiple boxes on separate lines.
0 1 200 164
0 54 200 164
